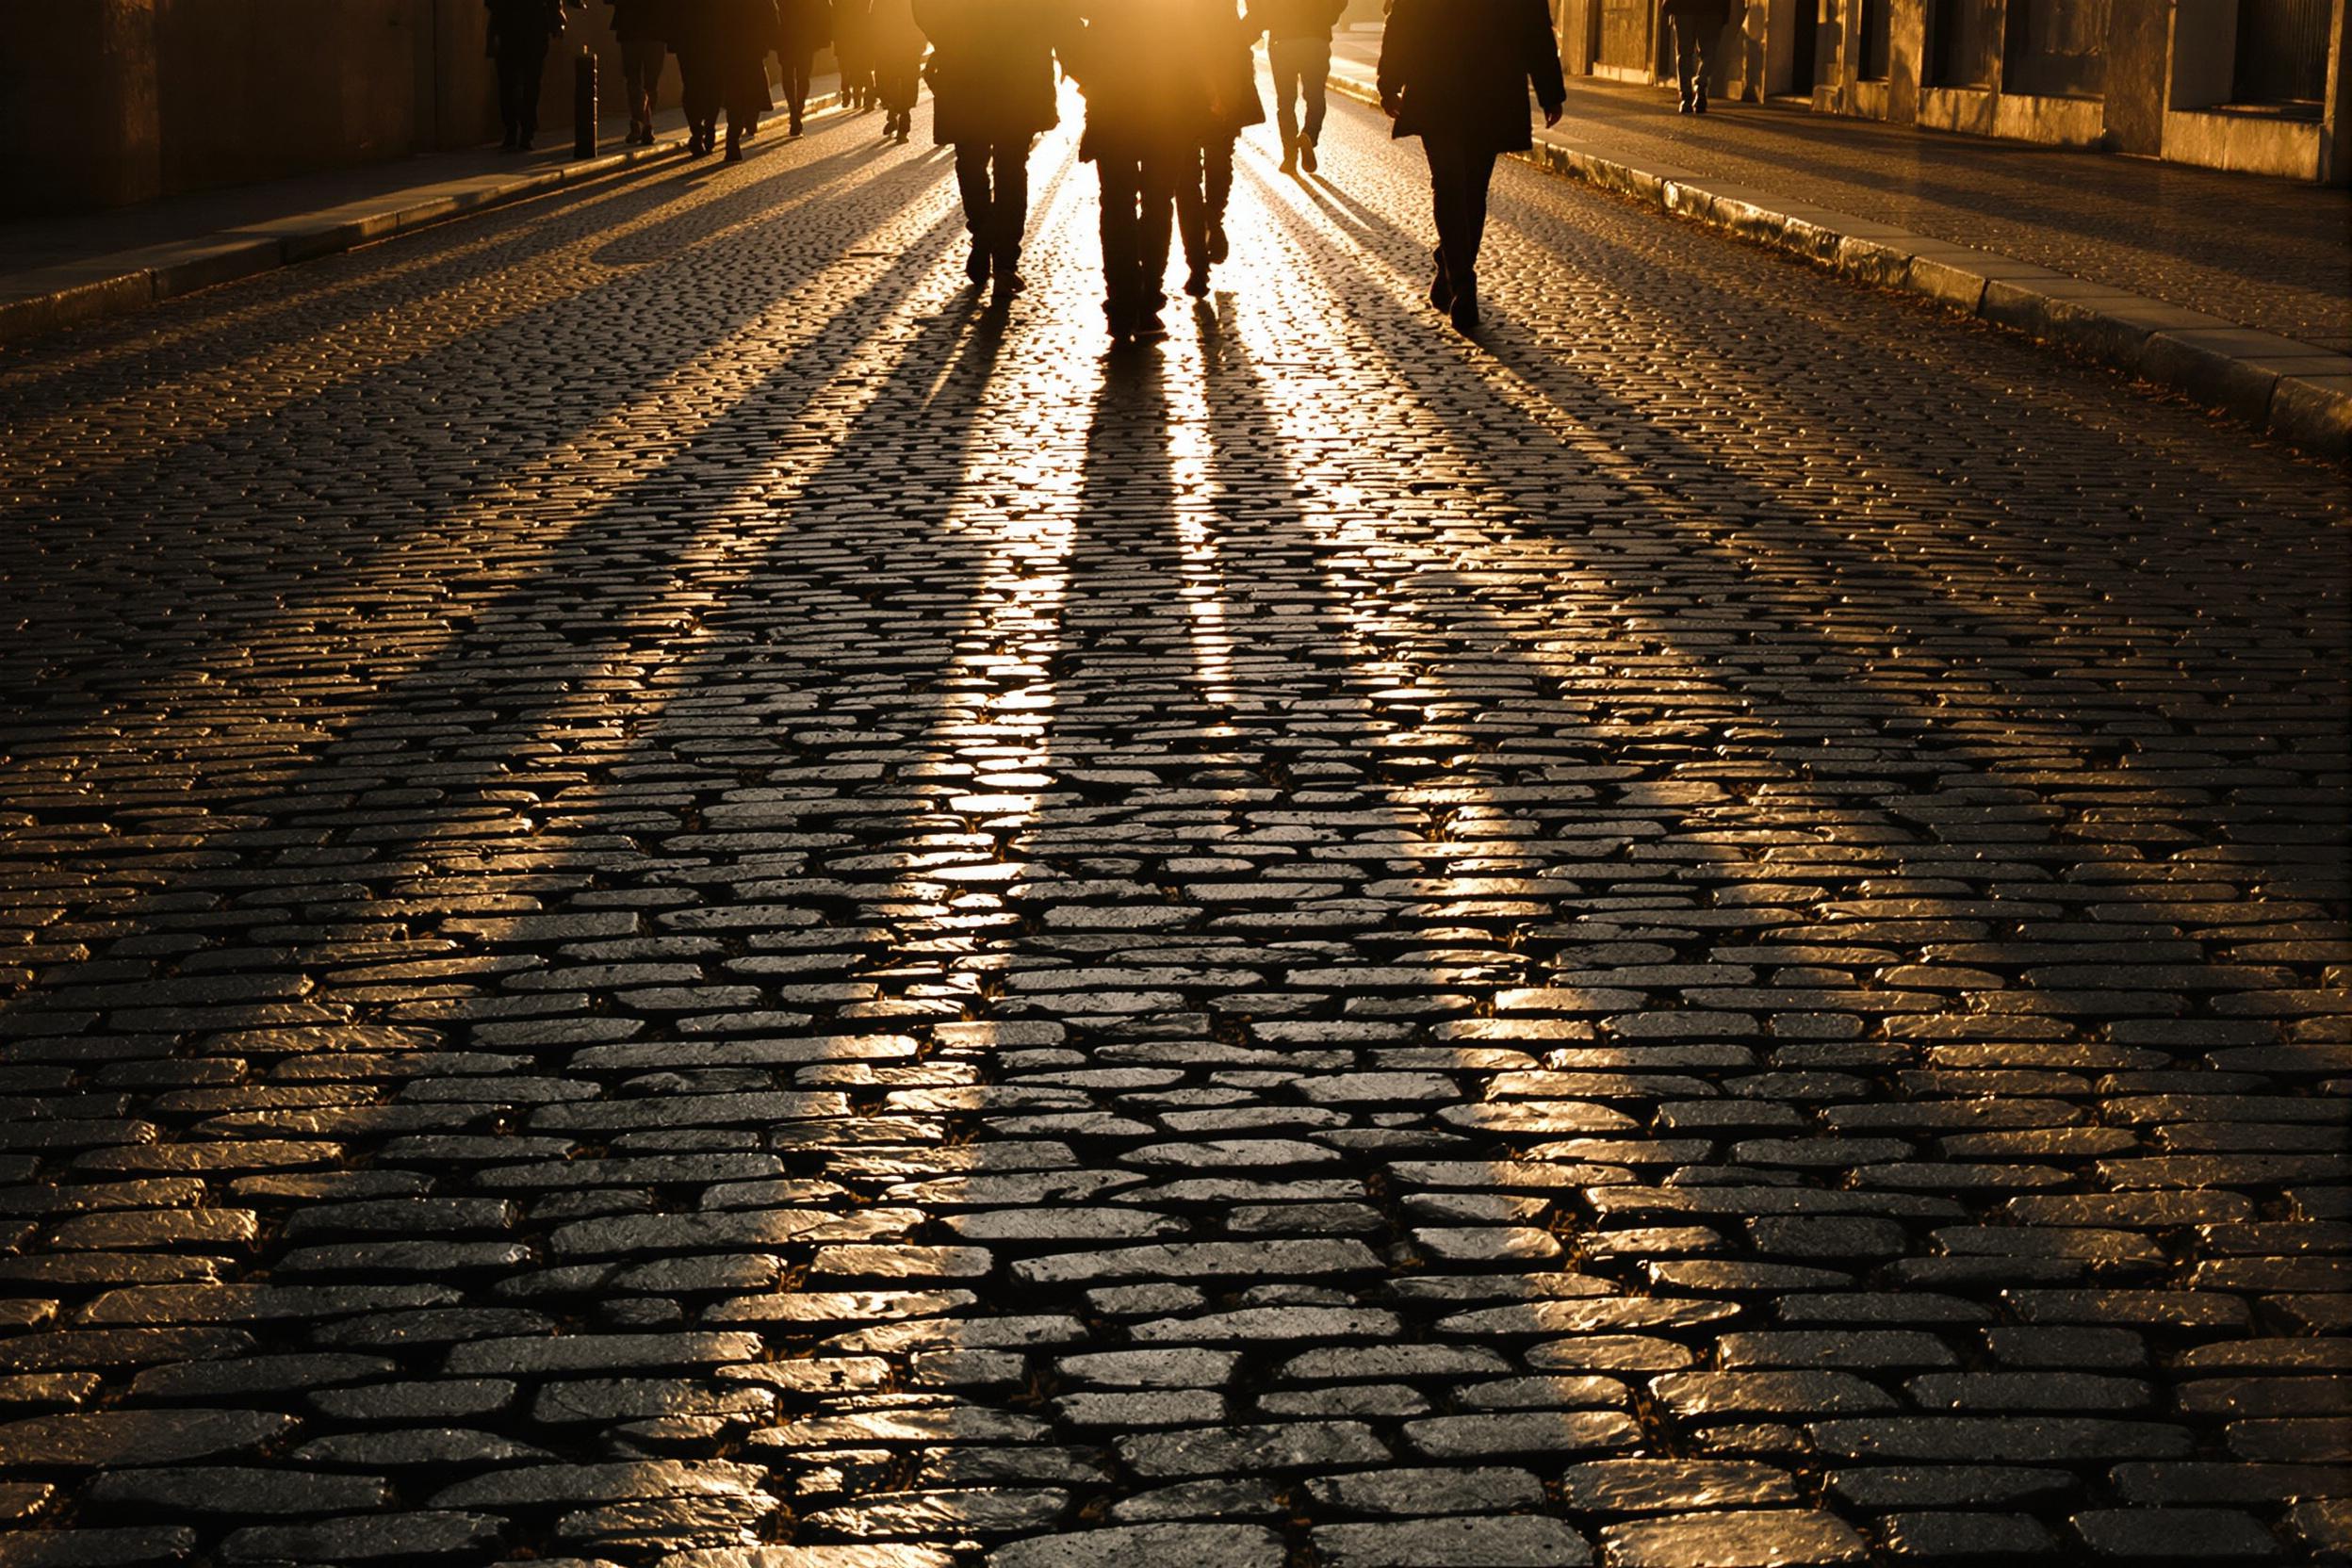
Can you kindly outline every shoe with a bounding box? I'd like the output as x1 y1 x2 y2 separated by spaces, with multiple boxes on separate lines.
1695 84 1708 113
1429 249 1451 310
1278 138 1297 174
726 128 743 162
1133 311 1167 339
518 133 534 151
1677 96 1693 113
1299 138 1317 173
790 116 804 137
1184 263 1209 298
1448 278 1478 335
967 239 989 285
1206 223 1228 265
991 272 1023 307
501 129 519 150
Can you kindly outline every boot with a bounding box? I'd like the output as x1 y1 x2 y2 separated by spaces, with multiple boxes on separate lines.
967 238 989 285
1278 134 1297 174
1298 137 1317 173
1184 261 1209 298
1447 275 1478 335
726 123 743 162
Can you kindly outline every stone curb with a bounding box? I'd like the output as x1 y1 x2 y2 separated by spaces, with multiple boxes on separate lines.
1326 70 2352 463
0 95 844 351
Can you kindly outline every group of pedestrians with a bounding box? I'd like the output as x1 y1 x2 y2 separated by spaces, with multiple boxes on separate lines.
488 0 1568 344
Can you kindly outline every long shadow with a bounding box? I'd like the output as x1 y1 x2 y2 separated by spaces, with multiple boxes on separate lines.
0 147 966 764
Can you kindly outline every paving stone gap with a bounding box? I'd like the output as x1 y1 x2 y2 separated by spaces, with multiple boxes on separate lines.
0 56 2347 1568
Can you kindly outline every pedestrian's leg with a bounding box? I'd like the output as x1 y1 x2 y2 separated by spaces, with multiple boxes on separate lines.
1139 147 1178 328
517 39 548 148
1203 136 1233 265
789 52 810 130
1174 143 1208 294
1693 27 1710 111
992 143 1031 286
1269 40 1301 163
1300 40 1331 156
1098 155 1143 336
955 142 993 283
1674 17 1697 109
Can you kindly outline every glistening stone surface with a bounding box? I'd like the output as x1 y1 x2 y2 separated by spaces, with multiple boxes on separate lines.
0 63 2345 1568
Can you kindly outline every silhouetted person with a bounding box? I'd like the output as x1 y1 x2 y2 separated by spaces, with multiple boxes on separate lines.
832 0 876 111
916 0 1070 302
776 0 831 133
869 0 927 140
1250 0 1344 172
488 0 570 150
674 0 776 159
1662 0 1728 112
1377 0 1562 335
1069 0 1214 343
611 0 670 145
1176 0 1261 298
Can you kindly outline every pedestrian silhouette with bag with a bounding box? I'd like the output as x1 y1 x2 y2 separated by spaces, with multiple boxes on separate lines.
487 0 574 150
1378 0 1563 335
1662 0 1730 111
776 0 831 134
1068 0 1215 344
1249 0 1344 172
611 0 671 145
916 0 1073 303
1176 0 1262 299
869 0 928 141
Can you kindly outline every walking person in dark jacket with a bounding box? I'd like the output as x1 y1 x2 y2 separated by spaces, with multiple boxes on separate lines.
915 0 1070 302
1377 0 1563 335
1175 0 1261 298
1249 0 1344 172
488 0 570 150
1661 0 1729 111
868 0 927 140
1068 0 1214 344
611 0 670 145
776 0 830 133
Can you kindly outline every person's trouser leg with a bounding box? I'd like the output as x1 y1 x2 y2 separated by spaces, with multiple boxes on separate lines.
1424 134 1490 291
1206 135 1233 227
786 51 811 125
1268 39 1303 150
1173 144 1208 270
991 142 1030 271
1298 41 1331 143
1097 154 1143 330
1672 17 1698 104
1139 146 1178 310
956 140 994 269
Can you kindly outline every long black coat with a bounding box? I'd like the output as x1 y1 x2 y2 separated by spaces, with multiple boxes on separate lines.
488 0 570 39
913 0 1068 144
776 0 830 53
610 0 668 41
1066 0 1216 159
1377 0 1564 153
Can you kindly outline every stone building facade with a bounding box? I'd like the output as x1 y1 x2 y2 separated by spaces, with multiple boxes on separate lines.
1557 0 2352 183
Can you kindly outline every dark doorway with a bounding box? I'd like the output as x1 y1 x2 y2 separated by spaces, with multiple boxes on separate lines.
2232 0 2329 111
1788 0 1819 94
1928 0 1998 89
1857 0 1892 79
2003 0 2109 98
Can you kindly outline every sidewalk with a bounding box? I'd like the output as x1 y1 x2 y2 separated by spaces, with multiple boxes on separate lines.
0 89 836 349
1331 34 2352 457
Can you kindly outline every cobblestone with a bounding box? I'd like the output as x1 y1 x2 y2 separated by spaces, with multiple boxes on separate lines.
0 66 2346 1568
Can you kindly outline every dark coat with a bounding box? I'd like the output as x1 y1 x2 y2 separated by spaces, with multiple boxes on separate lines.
1248 0 1345 41
1067 0 1217 159
673 0 776 116
488 0 571 39
1377 0 1564 152
830 0 872 62
610 0 668 41
913 0 1068 144
867 0 928 69
776 0 830 53
1200 0 1266 133
1660 0 1733 20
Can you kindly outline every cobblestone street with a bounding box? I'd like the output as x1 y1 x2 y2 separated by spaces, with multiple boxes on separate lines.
1 81 2348 1568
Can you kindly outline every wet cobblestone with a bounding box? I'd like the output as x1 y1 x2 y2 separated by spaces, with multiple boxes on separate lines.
0 80 2347 1568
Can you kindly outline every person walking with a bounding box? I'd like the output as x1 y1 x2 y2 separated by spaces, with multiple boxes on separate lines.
487 0 570 150
776 0 830 134
832 0 876 112
611 0 670 145
868 0 927 141
914 0 1070 302
1067 0 1213 344
1249 0 1343 172
1377 0 1563 335
1661 0 1730 112
1175 0 1261 298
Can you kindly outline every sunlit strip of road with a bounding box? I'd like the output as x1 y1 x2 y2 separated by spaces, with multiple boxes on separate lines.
0 177 969 807
0 128 939 506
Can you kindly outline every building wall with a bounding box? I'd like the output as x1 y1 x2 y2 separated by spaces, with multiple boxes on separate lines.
1552 0 2352 182
0 0 710 220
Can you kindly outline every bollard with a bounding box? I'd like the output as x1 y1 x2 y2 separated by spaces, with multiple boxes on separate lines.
574 47 597 159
